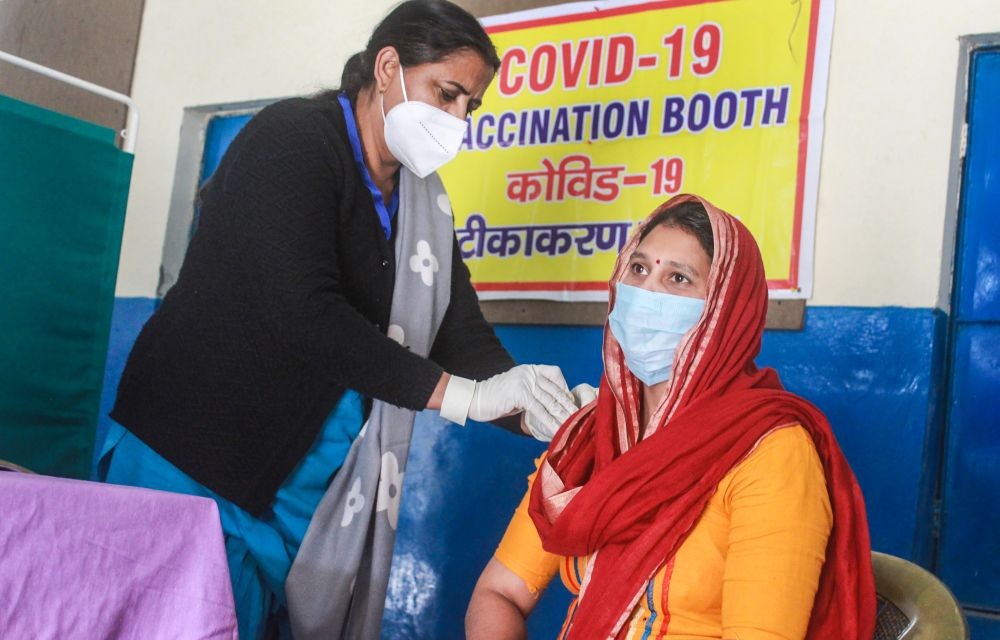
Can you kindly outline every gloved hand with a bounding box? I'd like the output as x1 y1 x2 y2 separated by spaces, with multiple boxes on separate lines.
471 365 577 441
439 365 576 440
570 383 599 407
523 382 600 442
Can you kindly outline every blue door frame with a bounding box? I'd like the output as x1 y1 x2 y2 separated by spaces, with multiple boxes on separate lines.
937 44 1000 637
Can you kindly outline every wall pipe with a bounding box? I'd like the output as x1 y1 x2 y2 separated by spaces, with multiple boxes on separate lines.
0 50 139 153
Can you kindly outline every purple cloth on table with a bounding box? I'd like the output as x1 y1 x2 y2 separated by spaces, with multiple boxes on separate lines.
0 472 238 639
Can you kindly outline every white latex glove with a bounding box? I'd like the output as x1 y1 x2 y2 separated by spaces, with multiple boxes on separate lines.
466 365 576 440
570 383 599 408
522 383 598 442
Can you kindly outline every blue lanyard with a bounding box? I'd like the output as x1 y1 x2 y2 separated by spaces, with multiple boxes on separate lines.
337 93 398 240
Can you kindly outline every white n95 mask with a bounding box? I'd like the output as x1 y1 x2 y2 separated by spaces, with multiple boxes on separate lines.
381 67 468 178
608 282 706 386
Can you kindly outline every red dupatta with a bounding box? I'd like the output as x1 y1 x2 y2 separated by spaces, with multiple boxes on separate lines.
528 195 875 639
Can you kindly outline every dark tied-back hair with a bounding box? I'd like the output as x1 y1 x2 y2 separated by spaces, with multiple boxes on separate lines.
639 200 715 263
339 0 501 100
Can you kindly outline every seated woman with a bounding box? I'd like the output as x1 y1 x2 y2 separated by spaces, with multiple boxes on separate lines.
466 195 875 640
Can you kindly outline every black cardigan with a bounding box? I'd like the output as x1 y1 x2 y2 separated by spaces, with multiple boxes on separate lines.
111 96 517 516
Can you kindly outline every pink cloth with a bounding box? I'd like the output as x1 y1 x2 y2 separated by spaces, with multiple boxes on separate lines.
0 471 238 639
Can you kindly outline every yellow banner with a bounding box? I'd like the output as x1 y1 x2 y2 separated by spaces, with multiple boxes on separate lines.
440 0 832 300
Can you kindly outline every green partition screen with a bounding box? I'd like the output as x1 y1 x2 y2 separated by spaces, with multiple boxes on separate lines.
0 94 132 478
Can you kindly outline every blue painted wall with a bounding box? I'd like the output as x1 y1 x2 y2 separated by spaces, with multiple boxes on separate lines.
97 300 950 638
93 297 159 478
969 612 1000 640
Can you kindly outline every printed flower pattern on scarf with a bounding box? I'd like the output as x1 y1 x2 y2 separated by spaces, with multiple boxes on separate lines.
409 240 439 287
387 324 405 345
341 477 366 527
436 193 452 216
376 451 404 529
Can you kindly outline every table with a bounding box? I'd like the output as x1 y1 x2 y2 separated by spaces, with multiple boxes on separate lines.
0 471 238 639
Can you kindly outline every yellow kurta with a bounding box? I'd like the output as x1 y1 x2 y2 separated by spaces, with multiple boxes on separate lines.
495 425 832 640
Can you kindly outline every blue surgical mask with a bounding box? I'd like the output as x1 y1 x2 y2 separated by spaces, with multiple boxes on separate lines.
608 282 706 386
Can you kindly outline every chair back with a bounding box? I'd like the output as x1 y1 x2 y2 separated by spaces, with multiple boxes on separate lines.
872 551 969 640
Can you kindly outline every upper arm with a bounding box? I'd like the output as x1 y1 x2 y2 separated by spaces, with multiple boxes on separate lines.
472 557 543 618
467 463 560 637
721 426 832 640
492 462 561 602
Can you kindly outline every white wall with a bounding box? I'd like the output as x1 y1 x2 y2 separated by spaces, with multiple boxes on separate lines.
118 0 1000 307
812 0 998 307
118 0 399 297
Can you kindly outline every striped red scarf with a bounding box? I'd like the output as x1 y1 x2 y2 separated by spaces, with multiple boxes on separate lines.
528 195 875 639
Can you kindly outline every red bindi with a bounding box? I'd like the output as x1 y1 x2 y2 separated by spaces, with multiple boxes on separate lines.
655 259 661 265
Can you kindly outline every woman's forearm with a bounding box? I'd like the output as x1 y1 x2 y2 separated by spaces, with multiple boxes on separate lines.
425 373 451 410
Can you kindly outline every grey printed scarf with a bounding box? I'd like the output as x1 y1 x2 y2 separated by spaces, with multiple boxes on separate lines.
286 168 454 639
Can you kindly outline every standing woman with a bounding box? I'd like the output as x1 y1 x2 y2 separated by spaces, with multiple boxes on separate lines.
101 1 577 638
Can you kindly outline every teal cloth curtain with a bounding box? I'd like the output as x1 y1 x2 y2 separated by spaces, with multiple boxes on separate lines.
0 94 133 478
